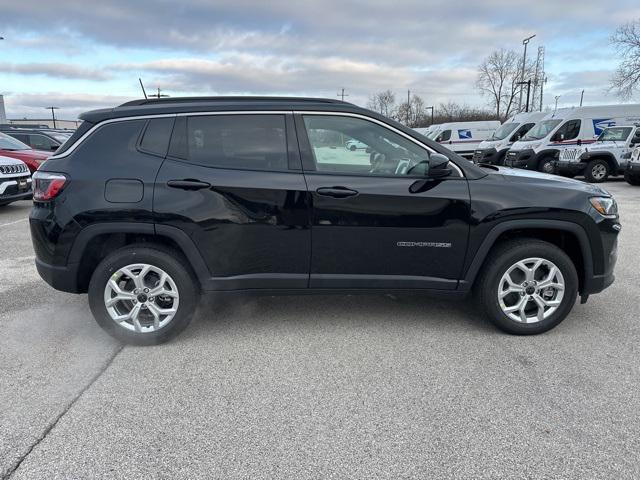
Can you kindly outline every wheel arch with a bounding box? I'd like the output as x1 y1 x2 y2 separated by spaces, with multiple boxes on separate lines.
583 152 619 172
69 223 210 293
460 220 593 294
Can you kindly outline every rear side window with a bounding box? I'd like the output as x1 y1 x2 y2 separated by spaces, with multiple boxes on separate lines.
180 114 287 171
139 118 174 157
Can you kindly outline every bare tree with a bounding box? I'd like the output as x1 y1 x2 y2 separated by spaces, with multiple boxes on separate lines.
476 48 534 120
367 89 396 117
611 20 640 99
392 94 429 127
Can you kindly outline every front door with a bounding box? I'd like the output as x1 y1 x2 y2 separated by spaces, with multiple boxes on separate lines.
296 113 470 290
154 113 310 290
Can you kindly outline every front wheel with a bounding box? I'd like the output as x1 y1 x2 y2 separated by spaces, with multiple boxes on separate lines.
88 245 199 345
476 239 578 335
624 171 640 186
538 157 556 174
584 159 610 183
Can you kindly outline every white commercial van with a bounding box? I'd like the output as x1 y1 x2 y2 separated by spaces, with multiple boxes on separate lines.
426 121 501 158
505 104 640 173
471 111 546 165
414 125 439 137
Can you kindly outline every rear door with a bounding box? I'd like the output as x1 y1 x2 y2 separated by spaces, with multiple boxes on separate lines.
154 112 311 290
296 113 471 290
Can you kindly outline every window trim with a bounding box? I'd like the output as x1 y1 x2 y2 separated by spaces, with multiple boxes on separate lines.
294 111 464 178
47 109 463 178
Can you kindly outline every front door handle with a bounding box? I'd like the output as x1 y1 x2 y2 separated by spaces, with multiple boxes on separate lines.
316 186 359 198
167 179 211 191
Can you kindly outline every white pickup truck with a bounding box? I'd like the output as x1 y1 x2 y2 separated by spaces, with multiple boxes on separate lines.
554 125 640 183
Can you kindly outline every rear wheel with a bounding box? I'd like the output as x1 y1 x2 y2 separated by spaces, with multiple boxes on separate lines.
538 157 556 174
88 245 199 345
476 239 578 335
624 171 640 186
584 159 610 183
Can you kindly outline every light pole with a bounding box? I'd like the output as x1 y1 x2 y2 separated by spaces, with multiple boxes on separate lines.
46 107 59 129
554 95 561 113
518 34 536 111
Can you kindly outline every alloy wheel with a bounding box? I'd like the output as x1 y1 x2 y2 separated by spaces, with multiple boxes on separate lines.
497 257 565 323
103 263 179 333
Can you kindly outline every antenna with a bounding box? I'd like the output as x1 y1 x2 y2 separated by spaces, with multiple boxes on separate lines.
138 78 148 99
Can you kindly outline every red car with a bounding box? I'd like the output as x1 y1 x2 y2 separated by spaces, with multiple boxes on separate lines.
0 132 50 173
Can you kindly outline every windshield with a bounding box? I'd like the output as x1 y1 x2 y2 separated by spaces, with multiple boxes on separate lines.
598 127 632 142
522 119 562 140
0 132 30 151
489 122 519 140
427 130 441 140
50 133 70 142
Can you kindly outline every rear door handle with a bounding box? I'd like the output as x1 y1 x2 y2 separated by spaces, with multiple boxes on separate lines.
316 186 359 198
167 179 211 191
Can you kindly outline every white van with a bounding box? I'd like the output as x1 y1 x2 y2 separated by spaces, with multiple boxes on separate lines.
414 125 439 137
471 112 546 165
505 104 640 173
425 121 501 158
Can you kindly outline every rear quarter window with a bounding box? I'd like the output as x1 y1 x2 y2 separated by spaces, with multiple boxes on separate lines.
138 117 175 157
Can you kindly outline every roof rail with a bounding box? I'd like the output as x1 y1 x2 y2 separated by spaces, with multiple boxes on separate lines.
119 96 349 107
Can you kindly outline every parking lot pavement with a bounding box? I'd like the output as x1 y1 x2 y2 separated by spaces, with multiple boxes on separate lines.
1 182 639 479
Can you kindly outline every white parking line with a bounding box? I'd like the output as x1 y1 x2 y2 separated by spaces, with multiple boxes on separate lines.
0 218 28 228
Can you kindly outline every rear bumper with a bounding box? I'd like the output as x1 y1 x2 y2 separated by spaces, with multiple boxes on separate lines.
35 257 81 293
554 160 586 175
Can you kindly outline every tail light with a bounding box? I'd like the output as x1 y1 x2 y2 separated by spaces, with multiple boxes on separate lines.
33 172 67 201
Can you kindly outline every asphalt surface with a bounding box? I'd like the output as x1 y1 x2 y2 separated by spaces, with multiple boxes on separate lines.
1 180 639 479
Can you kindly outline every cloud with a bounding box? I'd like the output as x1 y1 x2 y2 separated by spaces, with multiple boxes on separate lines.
3 93 133 120
0 62 110 81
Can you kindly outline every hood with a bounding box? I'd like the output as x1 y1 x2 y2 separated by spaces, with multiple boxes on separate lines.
481 165 611 196
0 154 27 166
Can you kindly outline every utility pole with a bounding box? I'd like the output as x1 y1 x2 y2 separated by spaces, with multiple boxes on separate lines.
426 106 434 125
150 87 169 99
580 89 585 107
406 90 411 125
554 95 561 113
45 106 59 129
518 34 536 111
517 81 532 112
336 88 349 102
539 75 547 112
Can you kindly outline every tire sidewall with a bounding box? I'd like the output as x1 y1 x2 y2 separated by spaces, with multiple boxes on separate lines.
538 157 555 174
480 242 578 335
585 159 609 183
88 247 198 345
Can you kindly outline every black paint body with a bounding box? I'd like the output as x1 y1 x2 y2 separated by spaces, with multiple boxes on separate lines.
30 98 619 299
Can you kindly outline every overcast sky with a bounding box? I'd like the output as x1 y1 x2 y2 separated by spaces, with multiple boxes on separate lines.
1 0 639 120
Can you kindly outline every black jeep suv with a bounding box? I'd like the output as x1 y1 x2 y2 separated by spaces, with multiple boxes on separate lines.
30 97 620 345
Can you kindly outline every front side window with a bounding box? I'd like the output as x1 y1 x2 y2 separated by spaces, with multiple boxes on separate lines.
185 114 287 171
510 122 535 141
435 130 451 142
552 119 581 141
302 115 433 176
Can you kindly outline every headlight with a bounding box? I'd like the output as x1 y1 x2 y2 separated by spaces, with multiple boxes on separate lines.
590 196 618 218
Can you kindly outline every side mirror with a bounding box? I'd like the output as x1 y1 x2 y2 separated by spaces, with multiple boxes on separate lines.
51 145 59 151
428 153 452 179
577 139 582 146
559 133 565 141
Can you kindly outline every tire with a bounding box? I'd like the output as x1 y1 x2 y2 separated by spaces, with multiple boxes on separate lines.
624 171 640 186
475 239 578 335
538 157 556 174
584 159 610 183
88 245 199 345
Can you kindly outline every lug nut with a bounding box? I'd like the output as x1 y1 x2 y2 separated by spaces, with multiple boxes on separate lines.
144 288 149 293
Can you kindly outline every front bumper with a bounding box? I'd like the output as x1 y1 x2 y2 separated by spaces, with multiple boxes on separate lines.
627 162 640 174
504 149 536 169
0 176 32 204
554 160 586 175
472 148 505 165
